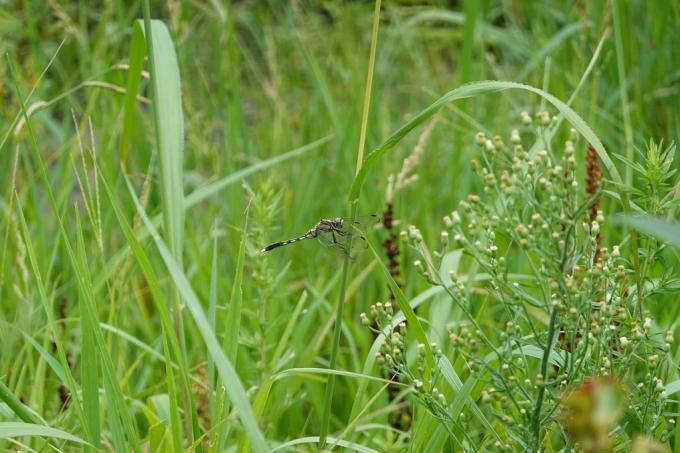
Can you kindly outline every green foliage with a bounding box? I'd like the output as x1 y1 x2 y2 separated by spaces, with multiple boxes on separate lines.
384 120 675 450
1 1 679 452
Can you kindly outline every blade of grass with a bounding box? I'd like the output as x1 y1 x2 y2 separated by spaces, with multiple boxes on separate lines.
616 215 680 247
98 169 190 452
612 0 634 186
119 24 147 163
217 207 249 451
273 436 380 453
74 210 124 451
75 215 101 449
124 176 270 452
137 10 196 445
208 227 219 443
0 382 46 426
0 423 88 445
319 0 381 447
9 55 141 451
349 79 624 203
94 135 332 291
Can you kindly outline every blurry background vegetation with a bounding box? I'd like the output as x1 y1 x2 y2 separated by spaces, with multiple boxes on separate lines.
1 0 679 451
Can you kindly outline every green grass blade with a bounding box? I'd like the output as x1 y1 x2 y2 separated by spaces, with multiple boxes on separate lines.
94 135 332 291
364 237 436 373
437 357 500 442
218 207 249 450
98 168 191 452
73 211 115 451
125 177 270 452
0 422 88 445
272 436 381 453
137 13 196 443
119 24 147 163
616 215 680 247
75 215 101 449
225 209 248 365
208 230 219 431
136 18 185 263
21 334 68 386
349 80 624 202
0 382 46 426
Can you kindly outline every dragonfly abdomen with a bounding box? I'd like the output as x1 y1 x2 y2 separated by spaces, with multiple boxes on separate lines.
261 232 314 253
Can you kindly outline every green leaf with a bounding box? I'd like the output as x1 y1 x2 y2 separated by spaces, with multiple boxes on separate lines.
94 135 332 291
0 382 46 426
0 422 88 445
135 19 185 263
125 177 270 453
119 23 146 162
272 436 381 453
22 334 68 387
349 80 622 202
364 236 436 375
616 215 680 248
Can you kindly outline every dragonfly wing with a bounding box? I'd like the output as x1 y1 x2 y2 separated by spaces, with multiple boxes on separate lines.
316 229 354 257
343 214 381 230
312 215 379 259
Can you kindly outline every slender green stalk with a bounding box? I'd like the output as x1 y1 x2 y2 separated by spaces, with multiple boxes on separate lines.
319 0 382 447
140 1 199 447
612 0 644 321
532 309 558 451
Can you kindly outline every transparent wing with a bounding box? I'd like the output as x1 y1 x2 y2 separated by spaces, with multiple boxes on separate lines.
313 214 379 258
316 228 353 257
317 223 373 259
342 214 381 230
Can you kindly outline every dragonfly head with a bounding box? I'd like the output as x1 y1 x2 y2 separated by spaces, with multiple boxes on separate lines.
333 217 343 227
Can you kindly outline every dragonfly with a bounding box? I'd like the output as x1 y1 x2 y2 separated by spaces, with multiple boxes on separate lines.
260 215 380 258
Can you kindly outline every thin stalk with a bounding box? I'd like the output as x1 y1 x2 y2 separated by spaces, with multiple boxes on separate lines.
319 0 381 447
612 0 644 320
532 308 558 451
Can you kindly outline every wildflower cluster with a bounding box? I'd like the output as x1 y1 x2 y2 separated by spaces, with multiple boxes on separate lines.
391 113 674 450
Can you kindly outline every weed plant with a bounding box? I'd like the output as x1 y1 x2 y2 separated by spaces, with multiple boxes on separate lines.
365 115 678 450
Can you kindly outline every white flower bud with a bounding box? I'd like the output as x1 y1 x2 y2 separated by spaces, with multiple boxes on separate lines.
521 111 531 125
510 129 521 144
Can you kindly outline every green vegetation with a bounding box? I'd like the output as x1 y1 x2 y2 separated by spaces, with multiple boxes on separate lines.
1 1 679 451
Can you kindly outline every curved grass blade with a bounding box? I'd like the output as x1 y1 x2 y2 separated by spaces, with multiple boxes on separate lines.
0 382 46 426
125 177 270 453
272 436 381 453
349 80 624 203
0 422 88 445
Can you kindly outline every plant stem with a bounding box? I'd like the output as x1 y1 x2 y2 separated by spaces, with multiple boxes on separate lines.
319 0 381 447
532 308 558 451
319 207 356 448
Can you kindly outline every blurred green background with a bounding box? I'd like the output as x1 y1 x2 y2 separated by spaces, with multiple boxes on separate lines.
1 0 679 451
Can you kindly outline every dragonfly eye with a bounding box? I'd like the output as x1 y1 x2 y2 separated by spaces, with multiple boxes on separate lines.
335 217 343 225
